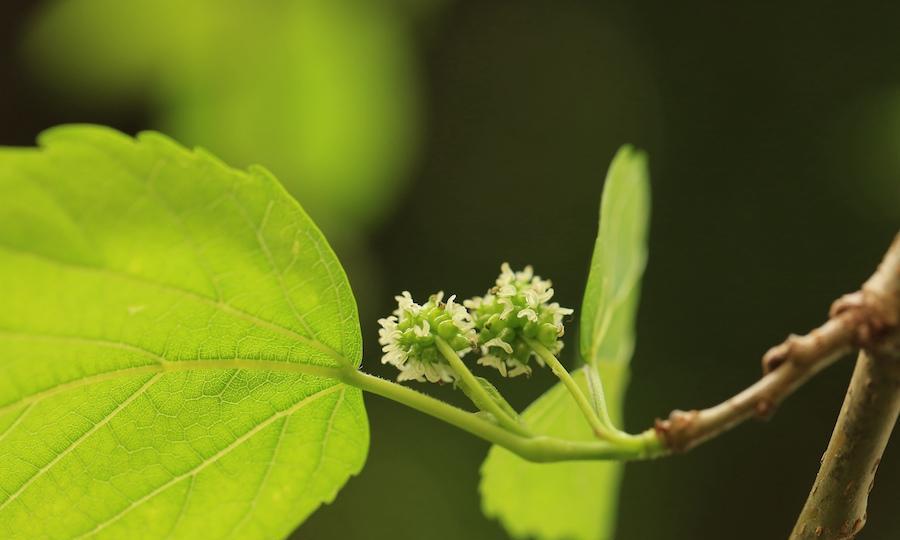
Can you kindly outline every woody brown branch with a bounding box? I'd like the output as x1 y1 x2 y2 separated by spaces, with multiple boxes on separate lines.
788 348 900 540
653 232 900 454
788 231 900 540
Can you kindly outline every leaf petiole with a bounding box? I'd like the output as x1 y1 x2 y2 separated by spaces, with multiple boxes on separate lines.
341 367 662 462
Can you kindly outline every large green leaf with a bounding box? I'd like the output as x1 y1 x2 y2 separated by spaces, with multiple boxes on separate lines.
0 126 368 539
480 146 650 540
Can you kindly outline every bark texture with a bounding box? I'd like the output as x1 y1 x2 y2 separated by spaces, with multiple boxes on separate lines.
789 351 900 539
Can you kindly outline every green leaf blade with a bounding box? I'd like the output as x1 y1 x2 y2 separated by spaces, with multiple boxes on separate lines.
0 126 368 539
480 367 629 540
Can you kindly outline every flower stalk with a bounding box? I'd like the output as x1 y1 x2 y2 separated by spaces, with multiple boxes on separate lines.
434 336 531 437
527 339 613 439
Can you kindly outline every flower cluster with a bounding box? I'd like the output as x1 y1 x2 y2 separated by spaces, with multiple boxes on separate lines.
378 264 572 382
465 264 573 377
378 292 476 383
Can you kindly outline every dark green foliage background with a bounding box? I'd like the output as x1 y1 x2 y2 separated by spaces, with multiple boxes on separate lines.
1 1 897 538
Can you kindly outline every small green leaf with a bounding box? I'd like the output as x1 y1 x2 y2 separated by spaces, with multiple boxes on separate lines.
580 145 650 369
480 146 651 540
0 126 368 539
480 366 629 540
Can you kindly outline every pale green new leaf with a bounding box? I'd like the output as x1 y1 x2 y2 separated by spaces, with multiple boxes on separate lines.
480 146 650 540
580 145 650 369
0 126 368 539
480 365 628 540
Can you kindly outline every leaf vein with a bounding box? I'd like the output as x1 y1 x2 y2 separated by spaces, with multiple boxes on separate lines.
0 373 164 513
73 385 343 539
0 403 34 447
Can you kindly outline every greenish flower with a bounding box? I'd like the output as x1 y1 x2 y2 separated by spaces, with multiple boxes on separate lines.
378 291 476 383
465 264 573 377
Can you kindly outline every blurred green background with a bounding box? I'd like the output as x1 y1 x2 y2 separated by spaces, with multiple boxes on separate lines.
1 1 897 539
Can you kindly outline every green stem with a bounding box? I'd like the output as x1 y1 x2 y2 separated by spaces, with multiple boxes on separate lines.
526 339 614 439
343 368 661 462
341 369 528 451
433 336 531 437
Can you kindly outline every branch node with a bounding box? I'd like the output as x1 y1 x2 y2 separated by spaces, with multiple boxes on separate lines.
762 339 794 374
754 398 775 419
831 278 899 353
653 409 699 453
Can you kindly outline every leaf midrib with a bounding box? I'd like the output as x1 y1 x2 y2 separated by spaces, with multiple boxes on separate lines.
0 243 347 364
0 330 347 416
